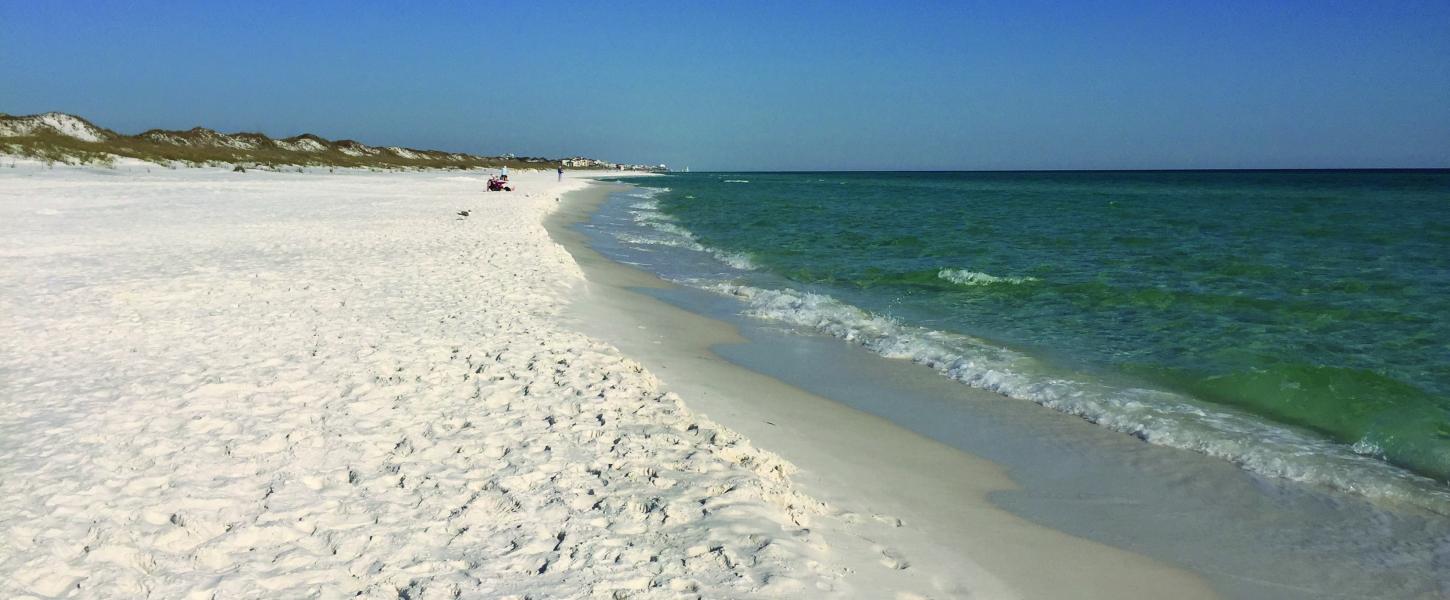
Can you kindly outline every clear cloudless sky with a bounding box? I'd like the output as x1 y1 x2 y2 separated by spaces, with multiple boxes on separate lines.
3 0 1448 170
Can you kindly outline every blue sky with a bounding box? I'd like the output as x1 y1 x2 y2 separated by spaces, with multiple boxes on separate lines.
3 1 1447 170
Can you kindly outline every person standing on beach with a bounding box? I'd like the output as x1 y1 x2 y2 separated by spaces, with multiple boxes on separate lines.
557 166 563 181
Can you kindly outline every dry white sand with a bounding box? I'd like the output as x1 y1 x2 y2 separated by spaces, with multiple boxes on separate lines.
0 163 1214 599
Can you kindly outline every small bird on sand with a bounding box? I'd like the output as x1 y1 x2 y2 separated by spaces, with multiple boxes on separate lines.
457 210 470 218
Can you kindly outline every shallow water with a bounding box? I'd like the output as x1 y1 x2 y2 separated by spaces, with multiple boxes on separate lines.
598 171 1450 512
650 282 1450 599
577 177 1450 597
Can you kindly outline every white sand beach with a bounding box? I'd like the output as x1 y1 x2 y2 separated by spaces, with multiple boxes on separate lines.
0 164 1213 598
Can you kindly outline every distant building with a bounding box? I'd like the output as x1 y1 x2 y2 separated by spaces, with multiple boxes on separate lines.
560 156 667 172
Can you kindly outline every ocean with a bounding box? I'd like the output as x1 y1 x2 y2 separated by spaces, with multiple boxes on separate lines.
594 170 1450 512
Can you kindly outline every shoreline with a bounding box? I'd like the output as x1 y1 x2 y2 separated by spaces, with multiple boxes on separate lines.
7 163 1437 597
565 174 1450 599
546 178 1220 598
3 165 995 597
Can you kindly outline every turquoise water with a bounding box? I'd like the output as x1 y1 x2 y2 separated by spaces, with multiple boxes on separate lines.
599 170 1450 508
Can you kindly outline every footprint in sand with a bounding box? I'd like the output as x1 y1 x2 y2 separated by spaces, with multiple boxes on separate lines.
873 544 910 571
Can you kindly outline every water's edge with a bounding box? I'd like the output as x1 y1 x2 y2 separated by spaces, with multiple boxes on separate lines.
636 171 1450 497
563 178 1450 599
545 179 1225 599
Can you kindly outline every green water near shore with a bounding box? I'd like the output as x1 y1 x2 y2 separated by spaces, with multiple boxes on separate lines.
606 170 1450 493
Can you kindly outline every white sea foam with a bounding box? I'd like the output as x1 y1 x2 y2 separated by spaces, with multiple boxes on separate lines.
618 189 755 271
697 282 1450 514
1352 438 1385 458
624 187 669 198
938 268 1037 286
723 179 749 183
612 231 696 249
714 250 756 270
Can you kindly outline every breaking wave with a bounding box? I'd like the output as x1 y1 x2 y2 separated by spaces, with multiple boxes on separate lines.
617 187 755 270
938 268 1038 286
595 182 1450 513
695 281 1450 514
